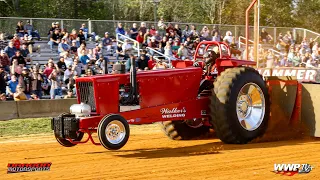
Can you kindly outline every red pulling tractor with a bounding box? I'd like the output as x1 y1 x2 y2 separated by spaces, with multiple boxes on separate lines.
52 41 270 150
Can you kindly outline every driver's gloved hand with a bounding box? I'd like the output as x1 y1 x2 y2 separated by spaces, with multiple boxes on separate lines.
193 61 200 67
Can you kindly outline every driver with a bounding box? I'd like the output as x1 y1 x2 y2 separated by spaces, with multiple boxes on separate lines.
194 46 220 75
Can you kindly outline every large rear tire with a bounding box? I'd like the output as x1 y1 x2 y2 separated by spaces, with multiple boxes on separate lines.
210 67 270 144
160 119 210 140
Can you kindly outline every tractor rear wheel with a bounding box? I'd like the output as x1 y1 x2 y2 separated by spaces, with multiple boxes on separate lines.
160 119 210 140
210 67 270 144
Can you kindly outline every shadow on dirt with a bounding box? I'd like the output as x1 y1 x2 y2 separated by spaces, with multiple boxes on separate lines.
107 138 319 159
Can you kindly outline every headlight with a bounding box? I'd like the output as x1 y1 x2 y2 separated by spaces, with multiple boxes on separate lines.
70 103 91 118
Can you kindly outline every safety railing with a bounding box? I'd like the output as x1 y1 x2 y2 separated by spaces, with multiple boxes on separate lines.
146 47 176 67
2 17 320 44
116 33 140 57
238 36 261 49
238 36 283 57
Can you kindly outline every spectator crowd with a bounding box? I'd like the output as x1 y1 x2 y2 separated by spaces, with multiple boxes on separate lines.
1 18 320 102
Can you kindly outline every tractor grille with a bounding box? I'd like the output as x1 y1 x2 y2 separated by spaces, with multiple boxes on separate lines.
77 81 96 112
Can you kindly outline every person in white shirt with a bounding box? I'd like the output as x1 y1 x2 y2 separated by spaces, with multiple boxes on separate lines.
223 31 233 45
63 52 73 67
122 39 133 56
63 65 76 84
177 42 189 60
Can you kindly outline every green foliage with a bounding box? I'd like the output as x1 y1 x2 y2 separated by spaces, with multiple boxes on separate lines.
0 0 319 30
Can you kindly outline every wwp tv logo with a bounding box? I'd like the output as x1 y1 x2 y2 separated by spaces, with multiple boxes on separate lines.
273 163 313 176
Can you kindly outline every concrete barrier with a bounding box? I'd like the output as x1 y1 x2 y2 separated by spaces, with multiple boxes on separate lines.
0 101 19 120
16 99 77 119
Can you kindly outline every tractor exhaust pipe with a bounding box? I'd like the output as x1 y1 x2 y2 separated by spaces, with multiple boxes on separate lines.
128 55 139 105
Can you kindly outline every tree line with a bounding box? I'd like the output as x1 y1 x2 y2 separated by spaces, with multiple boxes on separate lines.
1 0 319 31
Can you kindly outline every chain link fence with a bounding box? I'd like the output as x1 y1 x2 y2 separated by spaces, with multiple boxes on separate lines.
1 17 319 43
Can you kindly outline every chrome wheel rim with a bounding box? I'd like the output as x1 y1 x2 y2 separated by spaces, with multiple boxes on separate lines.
236 83 265 131
185 118 204 128
105 120 126 144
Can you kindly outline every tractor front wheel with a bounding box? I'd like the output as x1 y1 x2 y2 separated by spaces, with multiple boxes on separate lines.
210 67 270 144
160 119 210 140
97 114 130 150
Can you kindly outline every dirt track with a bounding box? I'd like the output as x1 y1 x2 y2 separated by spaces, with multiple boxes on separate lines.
0 124 319 180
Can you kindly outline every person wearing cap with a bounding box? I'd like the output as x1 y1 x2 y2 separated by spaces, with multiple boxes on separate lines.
80 23 89 40
148 36 159 50
125 54 138 72
24 20 41 41
95 54 105 74
102 32 112 52
0 50 10 72
55 22 60 30
58 37 70 54
177 42 189 60
48 28 61 50
122 39 133 56
130 23 139 40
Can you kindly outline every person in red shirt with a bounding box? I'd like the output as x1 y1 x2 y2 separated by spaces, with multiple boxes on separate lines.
150 25 157 36
43 62 54 78
11 35 21 50
136 31 144 44
166 23 174 34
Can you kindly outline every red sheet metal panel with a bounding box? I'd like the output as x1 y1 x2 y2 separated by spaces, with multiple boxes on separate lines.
138 68 203 108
